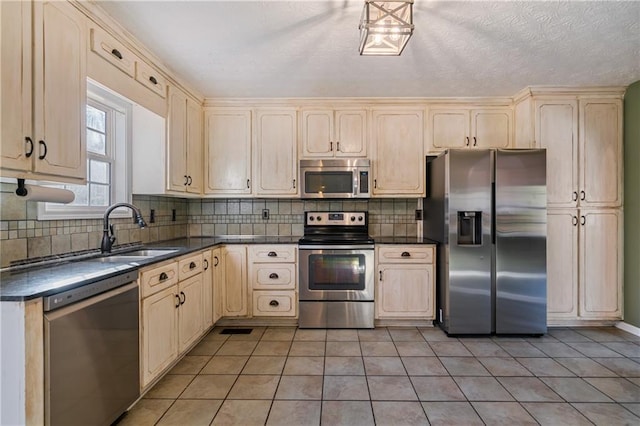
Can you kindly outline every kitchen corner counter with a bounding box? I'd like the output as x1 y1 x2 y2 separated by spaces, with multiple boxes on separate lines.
0 236 301 301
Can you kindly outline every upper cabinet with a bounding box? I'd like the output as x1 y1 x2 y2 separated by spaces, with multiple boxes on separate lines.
515 90 623 209
300 109 367 158
254 109 298 196
1 0 87 182
371 108 424 197
204 108 252 196
167 86 202 194
427 106 512 152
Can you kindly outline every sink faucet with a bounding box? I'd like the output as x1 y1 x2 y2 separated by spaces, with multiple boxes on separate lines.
101 202 148 253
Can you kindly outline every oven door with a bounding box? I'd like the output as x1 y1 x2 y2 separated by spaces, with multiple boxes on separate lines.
299 246 374 301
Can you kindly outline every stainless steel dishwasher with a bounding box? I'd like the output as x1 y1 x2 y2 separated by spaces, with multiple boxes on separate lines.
43 270 140 426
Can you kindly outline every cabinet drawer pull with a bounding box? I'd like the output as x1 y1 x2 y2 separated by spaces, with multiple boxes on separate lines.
149 75 158 85
330 141 333 151
374 179 377 189
159 272 169 281
336 141 340 151
401 251 411 257
293 179 296 189
214 256 219 266
180 291 186 305
269 273 279 279
379 271 383 281
247 179 250 189
267 251 277 257
189 261 196 270
175 294 180 308
25 137 34 158
573 191 578 201
203 259 209 270
269 300 279 307
38 140 47 160
580 190 586 201
111 48 123 60
473 136 477 147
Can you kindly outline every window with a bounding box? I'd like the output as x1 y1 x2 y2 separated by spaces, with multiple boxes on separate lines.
38 82 131 220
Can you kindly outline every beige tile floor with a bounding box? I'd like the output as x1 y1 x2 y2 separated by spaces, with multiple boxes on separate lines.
117 326 640 426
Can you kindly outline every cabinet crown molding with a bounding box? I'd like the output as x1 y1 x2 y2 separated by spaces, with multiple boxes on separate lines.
513 86 626 103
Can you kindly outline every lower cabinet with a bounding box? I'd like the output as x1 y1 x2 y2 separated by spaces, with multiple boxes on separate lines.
547 208 622 322
249 245 298 318
375 245 435 320
140 252 205 389
221 245 248 317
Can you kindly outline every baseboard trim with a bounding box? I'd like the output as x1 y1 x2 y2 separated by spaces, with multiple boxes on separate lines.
616 321 640 336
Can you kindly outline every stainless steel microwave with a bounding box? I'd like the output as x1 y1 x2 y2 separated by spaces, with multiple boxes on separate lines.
300 159 370 199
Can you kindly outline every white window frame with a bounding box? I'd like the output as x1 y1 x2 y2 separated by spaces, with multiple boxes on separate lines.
38 81 132 220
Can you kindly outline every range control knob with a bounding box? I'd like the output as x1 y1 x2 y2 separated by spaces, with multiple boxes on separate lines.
316 216 322 221
358 216 364 222
350 216 356 222
309 216 314 221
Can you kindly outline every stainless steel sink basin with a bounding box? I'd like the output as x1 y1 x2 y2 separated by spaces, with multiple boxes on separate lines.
90 256 147 263
119 249 180 257
88 248 181 264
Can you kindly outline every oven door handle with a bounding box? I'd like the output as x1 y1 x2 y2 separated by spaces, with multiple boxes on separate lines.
298 244 374 250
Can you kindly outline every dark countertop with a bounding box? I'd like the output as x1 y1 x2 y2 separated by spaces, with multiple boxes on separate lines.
0 236 300 302
373 237 438 245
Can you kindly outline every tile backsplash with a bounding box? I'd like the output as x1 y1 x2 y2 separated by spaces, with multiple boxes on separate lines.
0 183 419 267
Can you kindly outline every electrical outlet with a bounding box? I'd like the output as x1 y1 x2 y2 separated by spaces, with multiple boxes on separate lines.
149 209 155 223
172 209 176 222
415 209 423 220
262 209 269 220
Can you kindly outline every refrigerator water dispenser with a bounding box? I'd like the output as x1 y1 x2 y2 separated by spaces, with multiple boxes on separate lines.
457 211 482 245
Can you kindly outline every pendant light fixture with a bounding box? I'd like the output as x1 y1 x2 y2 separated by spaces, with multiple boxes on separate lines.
359 0 414 56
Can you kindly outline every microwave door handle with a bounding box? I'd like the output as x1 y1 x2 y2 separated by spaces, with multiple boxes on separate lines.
353 169 358 196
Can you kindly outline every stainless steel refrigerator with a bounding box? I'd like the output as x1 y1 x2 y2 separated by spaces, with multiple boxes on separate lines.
424 149 547 335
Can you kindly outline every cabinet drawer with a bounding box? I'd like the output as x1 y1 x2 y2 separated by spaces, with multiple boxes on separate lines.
135 60 167 98
252 291 297 317
250 245 296 263
89 26 136 77
377 246 434 264
251 264 296 290
140 260 179 298
178 253 203 280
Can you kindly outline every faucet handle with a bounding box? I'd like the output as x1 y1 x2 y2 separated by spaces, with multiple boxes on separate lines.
109 224 115 236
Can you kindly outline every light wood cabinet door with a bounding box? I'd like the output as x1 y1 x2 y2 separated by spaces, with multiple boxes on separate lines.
32 0 86 180
141 286 179 388
536 100 579 208
376 263 434 319
471 109 512 148
204 109 252 195
186 97 203 194
167 87 187 192
255 109 297 196
546 210 579 319
301 110 333 157
212 248 223 323
371 109 424 196
202 250 213 328
335 110 367 157
428 109 469 150
178 274 204 353
222 245 248 317
0 0 32 173
579 209 622 319
579 99 623 208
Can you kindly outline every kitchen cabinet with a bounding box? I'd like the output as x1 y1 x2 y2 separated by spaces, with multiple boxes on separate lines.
167 86 202 194
514 91 623 209
254 109 298 196
300 109 367 158
1 0 87 182
249 245 297 317
221 245 249 317
371 108 424 196
427 107 512 152
375 245 435 319
204 108 252 196
211 247 223 323
140 253 205 388
547 209 623 322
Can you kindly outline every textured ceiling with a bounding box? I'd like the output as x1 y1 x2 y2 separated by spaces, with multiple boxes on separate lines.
95 0 640 98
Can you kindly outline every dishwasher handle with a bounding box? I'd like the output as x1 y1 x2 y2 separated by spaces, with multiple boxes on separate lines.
44 281 138 319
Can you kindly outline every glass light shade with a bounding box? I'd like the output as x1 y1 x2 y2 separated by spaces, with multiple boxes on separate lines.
359 1 414 56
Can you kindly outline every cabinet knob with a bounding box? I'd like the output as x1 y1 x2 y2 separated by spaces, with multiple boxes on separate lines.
401 251 411 257
267 251 277 257
149 76 158 85
25 137 34 158
189 261 196 270
269 272 279 279
159 272 169 281
111 48 123 60
269 300 279 307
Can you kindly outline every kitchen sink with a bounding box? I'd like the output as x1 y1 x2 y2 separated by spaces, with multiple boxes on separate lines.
118 249 180 257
